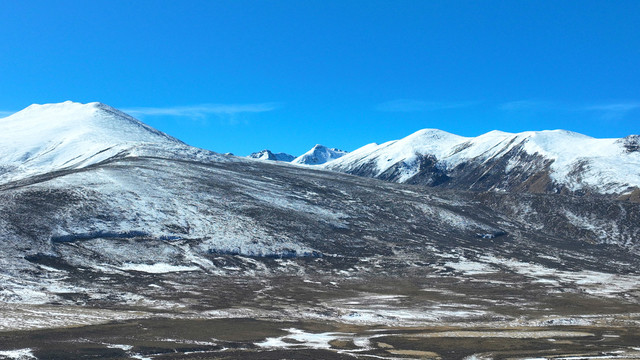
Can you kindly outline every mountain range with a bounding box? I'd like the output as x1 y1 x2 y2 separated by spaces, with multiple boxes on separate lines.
325 128 640 199
247 144 347 165
249 128 640 200
0 101 638 359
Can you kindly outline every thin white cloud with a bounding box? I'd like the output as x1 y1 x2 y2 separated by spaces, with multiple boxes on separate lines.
122 103 280 118
376 99 480 112
0 110 15 117
498 100 555 111
583 102 640 120
499 100 640 120
585 102 640 112
498 100 640 112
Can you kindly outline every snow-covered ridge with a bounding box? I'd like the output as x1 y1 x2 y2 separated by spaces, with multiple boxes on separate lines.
0 101 191 183
325 128 640 194
247 149 295 162
292 144 348 165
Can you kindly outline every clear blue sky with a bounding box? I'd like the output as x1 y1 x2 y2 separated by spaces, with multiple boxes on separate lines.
1 1 638 156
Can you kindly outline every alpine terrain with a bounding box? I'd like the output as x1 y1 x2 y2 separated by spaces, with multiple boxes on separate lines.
0 102 638 360
325 129 640 199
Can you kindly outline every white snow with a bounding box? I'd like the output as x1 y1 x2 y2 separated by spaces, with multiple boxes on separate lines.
0 349 36 360
292 144 348 165
118 263 200 273
479 255 640 296
130 355 152 360
0 101 191 184
247 150 294 162
105 344 133 351
256 328 352 349
444 259 497 275
326 128 640 194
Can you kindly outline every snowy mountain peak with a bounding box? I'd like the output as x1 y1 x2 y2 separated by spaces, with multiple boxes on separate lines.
326 127 640 195
247 149 295 162
0 101 185 183
406 128 461 140
9 101 181 143
292 144 348 165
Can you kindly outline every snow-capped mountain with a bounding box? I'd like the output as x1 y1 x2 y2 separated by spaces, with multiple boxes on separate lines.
325 128 640 196
0 101 214 183
292 144 348 165
247 149 295 162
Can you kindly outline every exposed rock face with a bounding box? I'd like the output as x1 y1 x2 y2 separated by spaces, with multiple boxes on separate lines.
619 187 640 202
621 135 640 153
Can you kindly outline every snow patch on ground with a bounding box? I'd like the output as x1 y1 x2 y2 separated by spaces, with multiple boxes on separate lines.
0 304 148 331
0 349 36 360
256 328 352 350
105 344 133 351
480 255 640 296
444 259 498 275
118 263 200 273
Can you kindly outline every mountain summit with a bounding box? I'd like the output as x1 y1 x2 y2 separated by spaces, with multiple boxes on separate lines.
0 101 186 182
292 144 348 165
247 149 295 162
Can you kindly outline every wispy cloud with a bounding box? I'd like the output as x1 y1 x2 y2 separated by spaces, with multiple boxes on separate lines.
583 102 640 120
122 103 280 118
376 99 480 112
498 100 555 111
0 110 15 117
584 102 640 112
499 99 640 120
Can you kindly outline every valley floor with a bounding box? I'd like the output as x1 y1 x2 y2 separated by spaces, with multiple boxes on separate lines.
0 274 638 360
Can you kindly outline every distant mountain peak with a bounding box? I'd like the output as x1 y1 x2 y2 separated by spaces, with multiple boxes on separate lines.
247 149 295 162
292 144 348 165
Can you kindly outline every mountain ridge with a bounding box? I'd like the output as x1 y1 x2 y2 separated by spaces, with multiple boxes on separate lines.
0 101 224 184
325 128 640 197
247 149 295 162
3 102 638 198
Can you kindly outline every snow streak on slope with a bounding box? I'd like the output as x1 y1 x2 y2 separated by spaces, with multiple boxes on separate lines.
0 101 188 183
292 145 348 165
325 128 640 194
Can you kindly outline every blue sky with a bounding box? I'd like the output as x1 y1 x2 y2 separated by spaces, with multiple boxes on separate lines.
1 1 638 156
